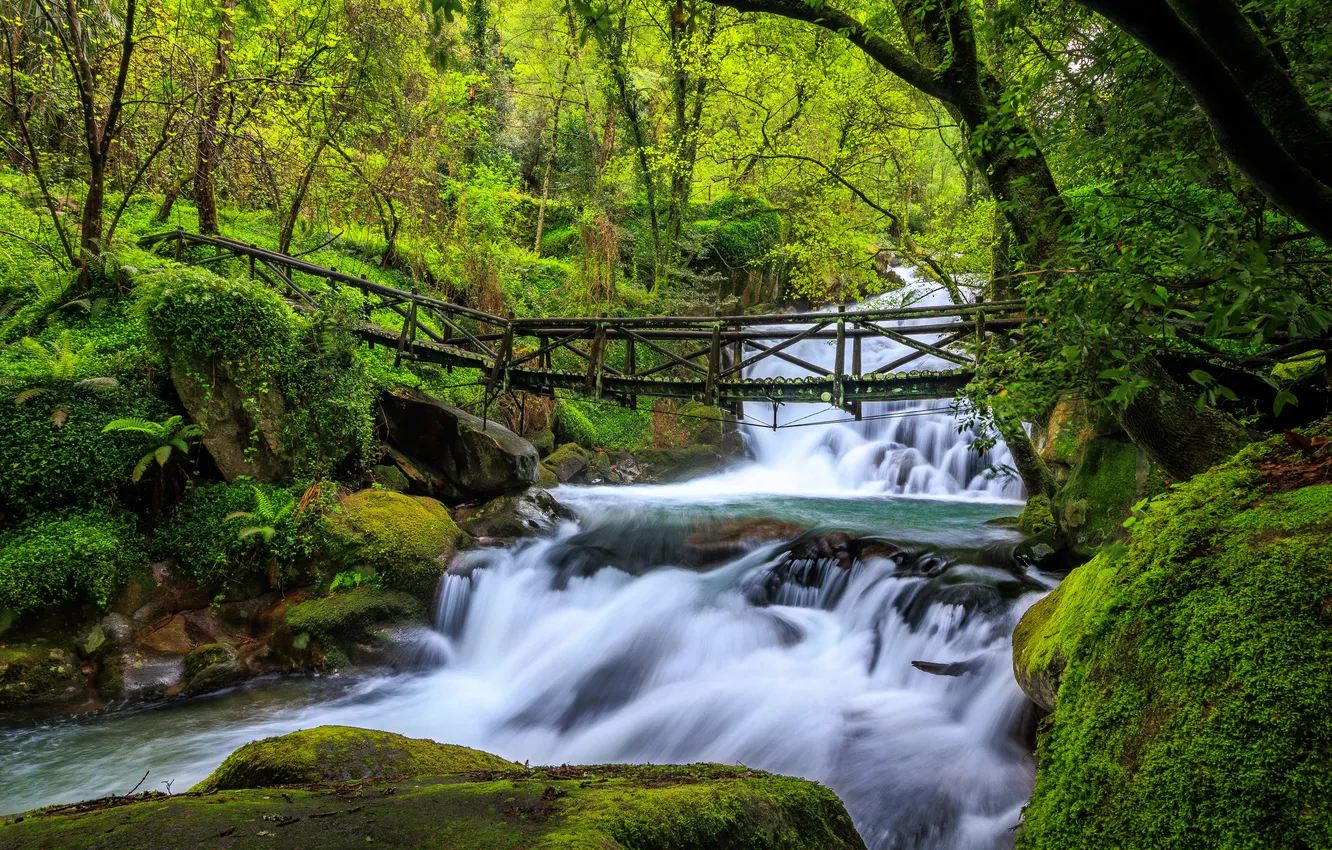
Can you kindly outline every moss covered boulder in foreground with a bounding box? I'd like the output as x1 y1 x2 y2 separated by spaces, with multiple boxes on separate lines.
1012 434 1332 849
192 726 517 792
2 726 866 850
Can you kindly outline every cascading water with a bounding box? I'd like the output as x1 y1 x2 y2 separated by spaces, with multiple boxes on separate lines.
707 264 1023 501
0 268 1050 850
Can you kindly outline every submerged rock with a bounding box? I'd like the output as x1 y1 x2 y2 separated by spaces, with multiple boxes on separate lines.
191 726 516 792
1012 431 1332 849
4 726 866 850
181 643 247 695
544 442 591 483
284 588 426 669
380 388 539 500
456 486 574 540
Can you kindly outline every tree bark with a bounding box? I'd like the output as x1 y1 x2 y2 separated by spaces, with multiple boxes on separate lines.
1116 357 1254 482
279 138 328 254
194 0 237 235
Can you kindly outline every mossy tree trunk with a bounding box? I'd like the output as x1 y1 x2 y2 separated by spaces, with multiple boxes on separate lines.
1115 357 1254 482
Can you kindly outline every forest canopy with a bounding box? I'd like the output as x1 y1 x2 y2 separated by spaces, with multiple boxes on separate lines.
1 0 1330 496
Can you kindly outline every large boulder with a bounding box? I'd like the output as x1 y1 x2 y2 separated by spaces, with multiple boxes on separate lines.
1012 431 1332 849
172 357 289 484
284 588 426 668
191 726 516 792
6 726 867 850
380 388 538 501
321 489 467 597
0 641 84 708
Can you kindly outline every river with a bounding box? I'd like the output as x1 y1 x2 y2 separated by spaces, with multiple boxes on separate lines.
0 272 1051 849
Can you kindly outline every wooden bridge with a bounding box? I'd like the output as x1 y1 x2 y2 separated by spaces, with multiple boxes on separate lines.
141 230 1030 414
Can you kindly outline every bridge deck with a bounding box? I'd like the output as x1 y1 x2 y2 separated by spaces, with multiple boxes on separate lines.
141 230 1018 409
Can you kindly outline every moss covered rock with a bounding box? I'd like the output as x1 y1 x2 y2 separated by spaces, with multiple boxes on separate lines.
538 465 559 489
1016 493 1055 537
457 487 573 539
1052 433 1167 557
191 726 517 793
7 740 864 849
0 641 83 708
1012 433 1332 849
181 643 246 695
321 489 465 597
529 428 556 457
545 442 591 482
285 588 424 644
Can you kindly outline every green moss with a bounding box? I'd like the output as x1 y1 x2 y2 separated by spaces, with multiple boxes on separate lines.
0 641 83 709
5 752 863 849
192 726 517 793
284 588 425 651
320 490 465 597
371 464 410 491
677 401 728 446
1017 494 1056 537
529 428 555 457
1271 350 1324 384
1053 435 1158 554
0 509 145 617
1013 435 1332 850
538 465 559 489
556 397 652 451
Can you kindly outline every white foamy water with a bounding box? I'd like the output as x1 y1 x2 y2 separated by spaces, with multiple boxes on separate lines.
0 271 1046 849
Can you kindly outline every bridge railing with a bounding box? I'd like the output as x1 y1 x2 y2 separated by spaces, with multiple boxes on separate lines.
140 229 1031 410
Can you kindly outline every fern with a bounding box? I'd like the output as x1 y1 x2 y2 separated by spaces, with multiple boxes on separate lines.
103 414 203 483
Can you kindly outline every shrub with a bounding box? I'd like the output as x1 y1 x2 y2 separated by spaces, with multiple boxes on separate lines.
0 509 145 616
556 396 653 451
136 267 297 366
0 382 173 514
151 481 317 585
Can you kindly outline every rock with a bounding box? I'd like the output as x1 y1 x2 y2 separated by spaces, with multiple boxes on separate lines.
911 657 985 677
584 449 617 484
76 622 107 658
97 648 185 702
284 588 426 668
1013 432 1332 849
1017 493 1056 537
135 614 197 655
182 643 247 695
370 464 410 491
171 357 289 484
456 487 574 539
321 489 467 598
545 442 591 482
191 726 518 793
6 728 867 850
379 388 539 501
634 444 731 483
1051 431 1168 558
528 427 555 457
538 465 559 489
0 642 84 708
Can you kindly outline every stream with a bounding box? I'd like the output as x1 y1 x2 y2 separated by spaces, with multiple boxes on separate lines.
0 273 1052 849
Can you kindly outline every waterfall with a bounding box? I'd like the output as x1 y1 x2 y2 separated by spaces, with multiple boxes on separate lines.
732 266 1024 502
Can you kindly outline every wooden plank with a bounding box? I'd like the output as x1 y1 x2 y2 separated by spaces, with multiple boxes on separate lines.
852 334 862 421
834 312 846 408
586 324 607 398
625 337 637 409
857 321 972 365
872 331 970 375
635 344 712 378
509 328 591 368
724 322 829 377
620 328 708 375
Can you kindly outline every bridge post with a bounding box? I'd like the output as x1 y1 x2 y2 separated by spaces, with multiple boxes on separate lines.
705 324 722 405
852 327 862 421
498 322 514 392
624 335 637 409
394 301 417 368
585 323 606 399
834 308 846 409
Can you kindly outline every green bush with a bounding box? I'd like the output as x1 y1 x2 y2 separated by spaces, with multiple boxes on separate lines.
136 267 297 366
539 226 578 257
0 509 145 616
0 382 173 514
151 481 316 585
691 193 782 268
556 396 652 451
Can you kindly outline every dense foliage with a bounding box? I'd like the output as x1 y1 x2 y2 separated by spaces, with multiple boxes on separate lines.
0 509 145 615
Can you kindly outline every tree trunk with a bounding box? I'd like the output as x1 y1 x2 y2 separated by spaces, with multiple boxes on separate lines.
996 412 1059 500
80 159 105 256
194 0 237 235
534 67 568 253
279 139 328 254
1115 357 1254 482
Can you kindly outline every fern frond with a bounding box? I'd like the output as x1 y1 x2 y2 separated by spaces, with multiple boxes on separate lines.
222 511 254 524
102 417 165 436
154 444 173 467
132 452 154 483
74 376 118 392
14 387 48 404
